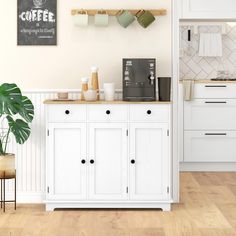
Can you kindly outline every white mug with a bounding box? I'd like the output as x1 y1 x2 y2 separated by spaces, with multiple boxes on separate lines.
104 83 115 101
73 11 89 27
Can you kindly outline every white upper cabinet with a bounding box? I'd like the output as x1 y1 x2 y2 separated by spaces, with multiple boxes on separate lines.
181 0 236 19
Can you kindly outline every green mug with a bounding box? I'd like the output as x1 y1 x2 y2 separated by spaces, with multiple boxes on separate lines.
136 10 156 28
95 10 109 27
116 10 135 28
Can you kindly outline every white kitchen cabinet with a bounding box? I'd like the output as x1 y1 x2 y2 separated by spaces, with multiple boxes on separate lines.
181 0 236 19
47 123 87 200
193 84 236 99
182 83 236 167
185 131 236 162
45 102 172 211
129 123 170 200
88 123 128 200
184 99 236 130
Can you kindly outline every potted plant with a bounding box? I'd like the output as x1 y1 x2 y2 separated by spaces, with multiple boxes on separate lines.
0 83 34 177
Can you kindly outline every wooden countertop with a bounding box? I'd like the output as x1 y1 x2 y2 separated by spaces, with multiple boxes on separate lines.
44 100 172 105
180 79 236 84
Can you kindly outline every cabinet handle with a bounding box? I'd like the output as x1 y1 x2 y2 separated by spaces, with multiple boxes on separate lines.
131 159 135 164
205 133 227 136
205 101 227 104
90 159 95 164
65 110 70 115
147 110 152 115
81 159 86 164
205 85 227 88
106 110 111 115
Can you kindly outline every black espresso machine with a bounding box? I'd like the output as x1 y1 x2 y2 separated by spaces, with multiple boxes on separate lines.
123 58 156 101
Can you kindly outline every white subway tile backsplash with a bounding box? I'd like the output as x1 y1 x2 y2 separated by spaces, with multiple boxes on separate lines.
180 25 236 80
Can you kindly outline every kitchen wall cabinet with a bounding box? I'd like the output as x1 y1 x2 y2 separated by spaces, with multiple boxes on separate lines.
45 103 172 211
180 0 236 19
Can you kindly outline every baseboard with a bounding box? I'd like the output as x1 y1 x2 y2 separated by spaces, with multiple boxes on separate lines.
4 192 44 203
180 162 236 172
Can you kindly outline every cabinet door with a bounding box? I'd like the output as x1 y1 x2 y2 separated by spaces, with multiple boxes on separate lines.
47 123 87 200
129 123 170 200
182 0 236 19
88 123 128 200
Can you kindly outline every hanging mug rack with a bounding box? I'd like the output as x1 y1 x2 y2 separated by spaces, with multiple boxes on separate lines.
71 9 167 16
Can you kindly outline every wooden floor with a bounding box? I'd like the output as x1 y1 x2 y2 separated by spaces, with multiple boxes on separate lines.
1 172 236 236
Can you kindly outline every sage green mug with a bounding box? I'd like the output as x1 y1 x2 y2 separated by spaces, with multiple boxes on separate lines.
94 10 109 27
116 10 135 28
136 10 155 28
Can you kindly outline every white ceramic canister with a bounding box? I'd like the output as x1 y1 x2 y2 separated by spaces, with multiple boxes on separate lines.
103 83 115 101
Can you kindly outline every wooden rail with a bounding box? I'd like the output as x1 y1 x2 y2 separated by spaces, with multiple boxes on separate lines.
71 9 167 16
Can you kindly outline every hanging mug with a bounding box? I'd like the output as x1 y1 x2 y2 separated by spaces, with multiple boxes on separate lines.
136 10 156 28
73 10 89 27
116 10 135 28
94 10 109 27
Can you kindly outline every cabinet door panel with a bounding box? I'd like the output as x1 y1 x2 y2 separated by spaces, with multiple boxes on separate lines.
47 123 87 200
184 131 236 162
130 123 170 200
88 123 128 200
184 99 236 130
182 0 236 19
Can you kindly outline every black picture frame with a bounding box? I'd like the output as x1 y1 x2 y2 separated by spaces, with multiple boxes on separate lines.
17 0 57 45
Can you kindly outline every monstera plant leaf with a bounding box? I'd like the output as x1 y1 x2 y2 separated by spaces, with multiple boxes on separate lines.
18 96 34 123
0 83 22 116
6 116 31 144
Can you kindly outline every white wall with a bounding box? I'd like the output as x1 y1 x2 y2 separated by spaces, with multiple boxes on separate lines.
0 0 171 90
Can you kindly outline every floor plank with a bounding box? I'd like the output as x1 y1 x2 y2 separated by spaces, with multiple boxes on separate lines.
0 172 236 236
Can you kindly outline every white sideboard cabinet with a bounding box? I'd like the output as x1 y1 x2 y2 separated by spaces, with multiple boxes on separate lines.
45 101 172 211
180 0 236 19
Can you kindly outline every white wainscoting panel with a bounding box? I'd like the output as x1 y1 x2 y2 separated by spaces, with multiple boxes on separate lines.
4 90 123 203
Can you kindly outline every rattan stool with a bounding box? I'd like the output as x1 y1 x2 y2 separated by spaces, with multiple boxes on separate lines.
0 170 16 212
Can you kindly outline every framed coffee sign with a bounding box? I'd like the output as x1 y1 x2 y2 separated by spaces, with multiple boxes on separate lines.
17 0 57 45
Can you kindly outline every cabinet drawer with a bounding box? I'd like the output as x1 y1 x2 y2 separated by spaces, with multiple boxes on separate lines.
184 131 236 162
194 84 236 98
47 105 86 123
87 105 128 122
184 99 236 130
130 105 170 122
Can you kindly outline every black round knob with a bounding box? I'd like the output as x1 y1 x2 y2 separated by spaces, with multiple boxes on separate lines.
131 159 135 164
106 110 111 115
65 110 70 115
147 110 152 115
90 159 95 164
81 159 86 164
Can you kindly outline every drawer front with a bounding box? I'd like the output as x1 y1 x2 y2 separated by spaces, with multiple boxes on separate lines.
130 104 170 122
184 131 236 162
87 105 128 122
194 84 236 98
47 105 86 122
184 99 236 130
